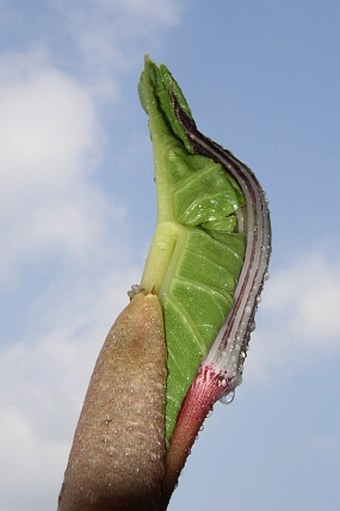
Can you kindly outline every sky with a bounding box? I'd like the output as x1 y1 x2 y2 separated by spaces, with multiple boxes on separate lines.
0 1 339 510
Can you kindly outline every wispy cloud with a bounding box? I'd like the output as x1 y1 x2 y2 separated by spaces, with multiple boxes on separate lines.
49 0 184 100
0 51 117 290
265 253 340 343
246 251 340 384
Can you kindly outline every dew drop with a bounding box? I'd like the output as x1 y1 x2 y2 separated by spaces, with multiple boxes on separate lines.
219 389 235 405
245 304 252 315
127 284 142 298
240 350 247 360
248 321 256 333
150 452 158 462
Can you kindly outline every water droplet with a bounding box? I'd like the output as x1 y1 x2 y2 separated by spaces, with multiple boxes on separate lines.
150 452 158 462
248 321 256 333
219 389 235 405
127 284 142 298
263 271 270 281
245 304 252 315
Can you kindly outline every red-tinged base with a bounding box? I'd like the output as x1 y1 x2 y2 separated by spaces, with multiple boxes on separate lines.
161 365 232 508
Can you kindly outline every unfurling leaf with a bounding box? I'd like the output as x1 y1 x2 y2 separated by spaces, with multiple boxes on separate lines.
58 57 271 511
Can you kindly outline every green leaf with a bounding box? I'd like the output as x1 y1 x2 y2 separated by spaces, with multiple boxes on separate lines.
139 57 246 442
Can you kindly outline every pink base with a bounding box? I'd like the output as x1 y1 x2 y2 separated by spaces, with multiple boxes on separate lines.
162 365 231 507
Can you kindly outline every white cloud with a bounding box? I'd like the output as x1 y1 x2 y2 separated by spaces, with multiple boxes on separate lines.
0 51 129 290
0 407 65 511
0 65 97 183
245 252 340 384
264 252 340 344
50 0 184 100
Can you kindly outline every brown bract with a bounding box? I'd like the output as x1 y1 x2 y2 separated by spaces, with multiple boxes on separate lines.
58 292 166 511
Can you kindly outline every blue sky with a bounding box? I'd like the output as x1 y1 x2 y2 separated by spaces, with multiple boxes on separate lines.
0 1 339 510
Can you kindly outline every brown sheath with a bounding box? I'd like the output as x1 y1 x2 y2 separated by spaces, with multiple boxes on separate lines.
58 292 166 511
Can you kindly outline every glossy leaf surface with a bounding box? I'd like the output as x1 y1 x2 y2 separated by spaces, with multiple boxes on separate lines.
139 58 246 441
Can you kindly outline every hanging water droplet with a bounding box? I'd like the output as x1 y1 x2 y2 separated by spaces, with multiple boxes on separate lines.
219 389 235 405
248 320 256 333
263 271 270 281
